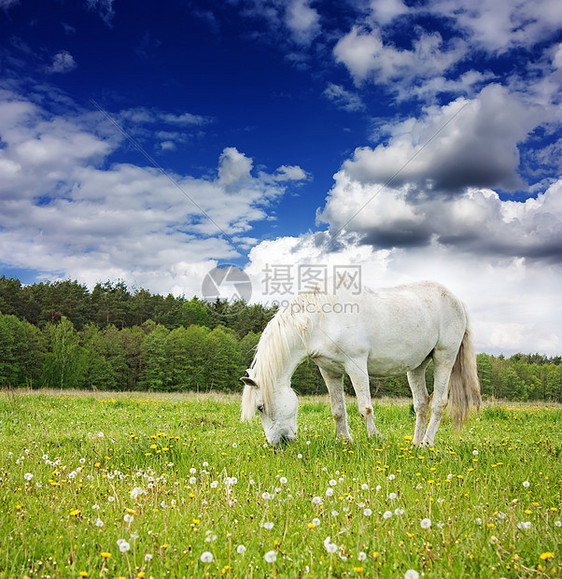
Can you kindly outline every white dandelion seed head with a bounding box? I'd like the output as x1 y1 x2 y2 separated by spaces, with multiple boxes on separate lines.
312 496 323 505
200 551 213 563
358 551 367 561
312 517 321 526
517 521 531 530
361 483 369 490
388 474 396 480
329 479 337 486
376 485 382 491
404 570 420 579
262 522 274 530
95 518 104 527
363 508 372 516
420 518 432 529
523 481 530 488
117 539 130 552
24 473 33 481
325 488 334 497
555 521 561 527
124 514 134 523
389 492 397 500
189 477 196 485
280 477 287 484
264 550 277 563
237 544 246 554
144 553 153 561
383 511 392 519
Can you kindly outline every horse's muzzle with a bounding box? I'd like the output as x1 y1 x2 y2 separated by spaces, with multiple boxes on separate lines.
274 434 296 448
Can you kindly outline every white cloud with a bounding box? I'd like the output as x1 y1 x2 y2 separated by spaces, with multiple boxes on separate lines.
48 51 77 74
85 0 115 25
369 0 408 26
324 83 365 112
285 0 320 45
333 26 466 89
0 88 307 296
338 85 545 193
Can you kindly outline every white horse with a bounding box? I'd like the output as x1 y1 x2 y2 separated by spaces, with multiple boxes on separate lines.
241 280 480 447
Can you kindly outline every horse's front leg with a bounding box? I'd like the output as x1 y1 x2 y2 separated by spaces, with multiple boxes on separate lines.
346 360 381 438
319 367 353 442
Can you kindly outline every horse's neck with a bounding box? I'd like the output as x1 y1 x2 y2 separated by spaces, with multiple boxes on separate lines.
254 320 308 393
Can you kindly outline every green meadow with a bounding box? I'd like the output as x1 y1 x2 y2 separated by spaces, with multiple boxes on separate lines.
0 391 560 578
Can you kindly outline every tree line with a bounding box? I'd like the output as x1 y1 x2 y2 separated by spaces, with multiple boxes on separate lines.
0 276 560 401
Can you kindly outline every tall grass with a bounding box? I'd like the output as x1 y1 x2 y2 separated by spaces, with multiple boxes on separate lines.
1 391 560 578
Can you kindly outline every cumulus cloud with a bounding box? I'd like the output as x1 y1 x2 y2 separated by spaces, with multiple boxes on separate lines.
284 0 320 45
333 26 466 88
48 50 77 74
338 85 545 193
0 88 307 296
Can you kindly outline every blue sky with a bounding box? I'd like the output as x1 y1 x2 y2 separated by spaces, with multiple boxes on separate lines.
0 0 561 354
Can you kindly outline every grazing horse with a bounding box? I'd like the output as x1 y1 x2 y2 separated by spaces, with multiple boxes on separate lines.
241 281 480 447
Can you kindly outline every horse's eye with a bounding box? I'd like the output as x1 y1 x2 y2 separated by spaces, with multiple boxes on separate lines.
257 405 264 413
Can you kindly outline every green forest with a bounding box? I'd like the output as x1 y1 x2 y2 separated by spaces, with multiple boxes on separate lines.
0 275 561 401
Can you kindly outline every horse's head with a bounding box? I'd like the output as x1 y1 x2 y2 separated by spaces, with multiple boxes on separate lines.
240 371 298 447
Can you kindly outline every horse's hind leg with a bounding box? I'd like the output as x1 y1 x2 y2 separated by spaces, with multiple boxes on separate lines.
345 359 381 437
422 350 455 447
407 361 431 446
319 367 352 442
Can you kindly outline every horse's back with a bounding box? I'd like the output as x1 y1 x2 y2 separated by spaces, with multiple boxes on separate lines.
308 281 467 376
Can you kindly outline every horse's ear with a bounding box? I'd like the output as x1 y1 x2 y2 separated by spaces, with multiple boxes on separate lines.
240 375 258 388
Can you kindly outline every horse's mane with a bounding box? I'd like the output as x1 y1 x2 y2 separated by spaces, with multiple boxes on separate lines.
244 291 333 416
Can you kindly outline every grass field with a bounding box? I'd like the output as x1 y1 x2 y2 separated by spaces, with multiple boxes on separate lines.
0 390 560 578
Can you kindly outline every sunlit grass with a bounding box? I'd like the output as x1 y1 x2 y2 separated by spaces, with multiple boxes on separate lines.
1 390 560 578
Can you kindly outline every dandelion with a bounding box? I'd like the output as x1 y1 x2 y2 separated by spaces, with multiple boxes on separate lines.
326 488 334 497
280 477 287 484
189 477 196 485
489 536 499 545
361 483 369 490
237 544 246 555
117 539 131 552
518 521 531 530
523 481 530 488
262 522 274 530
95 518 104 527
108 496 115 503
395 508 405 516
211 481 218 488
555 521 561 527
404 571 419 579
124 514 134 523
388 474 396 480
200 551 213 563
473 449 479 455
383 511 392 519
312 496 323 505
24 473 33 481
376 485 382 491
101 552 111 559
329 479 337 486
389 492 397 500
420 518 432 529
264 550 277 563
144 554 153 562
475 518 482 525
324 537 338 553
190 468 197 474
358 552 367 561
539 552 555 560
130 487 145 500
363 508 372 516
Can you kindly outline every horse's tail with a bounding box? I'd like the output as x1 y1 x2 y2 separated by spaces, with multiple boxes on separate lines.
448 305 481 431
